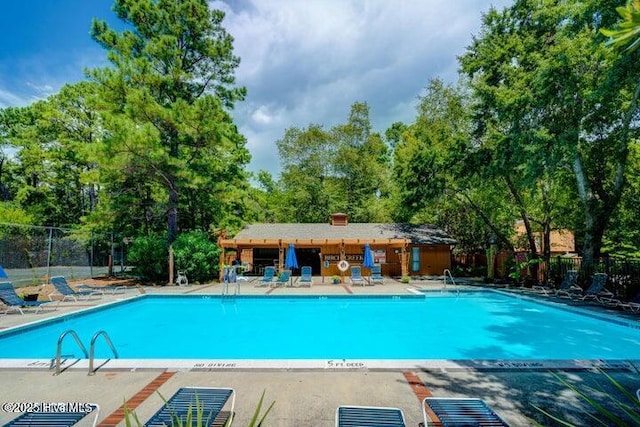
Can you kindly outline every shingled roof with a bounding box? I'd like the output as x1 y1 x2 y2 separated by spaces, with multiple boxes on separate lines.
231 223 456 245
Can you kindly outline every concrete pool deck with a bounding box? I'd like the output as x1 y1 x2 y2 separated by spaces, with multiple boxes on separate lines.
0 278 639 425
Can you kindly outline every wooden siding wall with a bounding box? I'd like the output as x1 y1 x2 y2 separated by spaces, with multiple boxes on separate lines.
413 245 451 275
232 243 451 277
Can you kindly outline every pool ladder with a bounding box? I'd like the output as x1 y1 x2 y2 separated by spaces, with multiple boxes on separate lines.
53 330 119 376
222 266 240 297
443 269 459 295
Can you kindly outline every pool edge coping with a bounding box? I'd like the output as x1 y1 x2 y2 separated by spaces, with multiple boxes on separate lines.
1 357 638 372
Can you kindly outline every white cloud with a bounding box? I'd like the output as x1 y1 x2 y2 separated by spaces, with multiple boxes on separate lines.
211 0 513 177
4 1 514 181
0 88 31 108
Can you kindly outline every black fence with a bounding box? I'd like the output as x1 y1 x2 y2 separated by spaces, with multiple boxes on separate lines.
546 256 640 300
0 223 128 287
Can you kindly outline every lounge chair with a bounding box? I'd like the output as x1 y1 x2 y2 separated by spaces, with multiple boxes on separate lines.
552 270 581 298
370 265 384 284
256 266 276 287
620 292 640 313
298 266 313 287
422 397 509 426
571 273 614 302
144 387 235 427
336 405 406 427
0 281 58 315
350 266 366 286
76 281 127 295
49 276 104 302
273 269 291 288
4 403 99 427
0 265 8 280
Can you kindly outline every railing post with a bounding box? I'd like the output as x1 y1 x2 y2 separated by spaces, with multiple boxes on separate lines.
46 227 53 283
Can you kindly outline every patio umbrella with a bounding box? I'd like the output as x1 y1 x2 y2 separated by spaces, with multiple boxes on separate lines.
363 243 375 282
284 243 298 286
285 243 299 269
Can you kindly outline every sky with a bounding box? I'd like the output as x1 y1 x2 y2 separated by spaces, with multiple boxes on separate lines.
0 0 512 178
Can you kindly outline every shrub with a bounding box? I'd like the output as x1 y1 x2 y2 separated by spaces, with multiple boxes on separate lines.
172 231 220 283
533 369 640 425
127 232 168 283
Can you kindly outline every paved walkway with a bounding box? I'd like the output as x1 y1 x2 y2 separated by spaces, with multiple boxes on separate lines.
0 277 638 426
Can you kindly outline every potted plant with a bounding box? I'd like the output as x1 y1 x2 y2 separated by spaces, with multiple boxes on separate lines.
331 275 341 284
20 293 39 302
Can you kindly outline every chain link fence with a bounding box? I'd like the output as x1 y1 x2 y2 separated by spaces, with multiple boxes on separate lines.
0 223 128 288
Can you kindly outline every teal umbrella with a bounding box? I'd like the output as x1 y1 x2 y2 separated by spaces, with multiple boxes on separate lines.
284 243 298 286
285 243 298 269
363 243 375 269
363 243 375 284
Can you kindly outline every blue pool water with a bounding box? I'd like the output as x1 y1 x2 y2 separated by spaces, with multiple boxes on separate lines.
1 293 639 360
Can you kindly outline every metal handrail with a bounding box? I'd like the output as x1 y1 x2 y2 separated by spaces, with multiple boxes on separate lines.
443 269 459 294
89 330 119 375
54 330 89 375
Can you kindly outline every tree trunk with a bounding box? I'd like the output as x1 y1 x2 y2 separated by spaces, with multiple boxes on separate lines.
542 221 551 284
456 192 514 251
504 175 538 258
167 174 178 246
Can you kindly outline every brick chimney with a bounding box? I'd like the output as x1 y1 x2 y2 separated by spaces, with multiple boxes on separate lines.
330 213 348 226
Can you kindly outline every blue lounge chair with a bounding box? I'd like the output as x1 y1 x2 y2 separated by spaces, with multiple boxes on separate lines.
0 265 8 280
4 403 99 427
552 270 581 298
273 269 291 288
298 266 313 287
336 405 406 427
76 282 127 295
49 276 104 302
422 397 509 426
350 266 365 286
144 387 235 427
572 273 613 302
371 265 383 284
256 266 276 287
0 281 58 315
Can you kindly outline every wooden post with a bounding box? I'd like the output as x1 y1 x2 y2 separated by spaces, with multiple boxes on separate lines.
168 245 174 286
401 245 408 277
219 247 226 282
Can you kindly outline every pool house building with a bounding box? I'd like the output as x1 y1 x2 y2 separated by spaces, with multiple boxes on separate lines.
218 213 457 279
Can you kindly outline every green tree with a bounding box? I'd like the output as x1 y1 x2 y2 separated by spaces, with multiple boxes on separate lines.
601 0 640 52
89 0 248 246
0 83 105 227
331 102 392 222
274 102 392 223
276 124 333 222
392 79 515 251
460 0 640 269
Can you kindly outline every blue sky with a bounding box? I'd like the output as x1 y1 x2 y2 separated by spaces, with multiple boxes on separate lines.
0 1 119 106
1 0 511 177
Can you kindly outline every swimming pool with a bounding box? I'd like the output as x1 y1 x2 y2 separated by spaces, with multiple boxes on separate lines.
1 292 639 366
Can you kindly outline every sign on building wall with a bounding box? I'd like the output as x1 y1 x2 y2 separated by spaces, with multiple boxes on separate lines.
323 254 365 262
373 250 386 264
